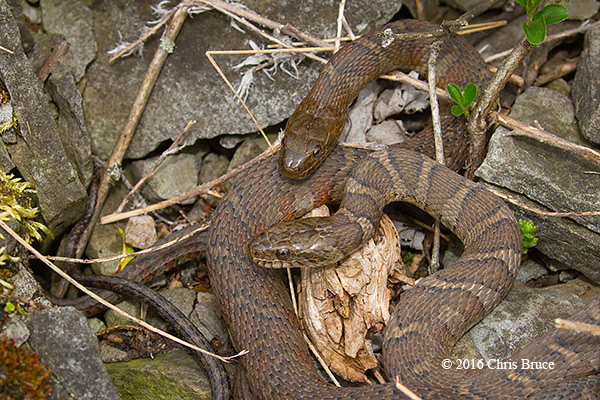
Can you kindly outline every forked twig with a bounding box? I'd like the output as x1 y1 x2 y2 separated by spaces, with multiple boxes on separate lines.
466 0 564 178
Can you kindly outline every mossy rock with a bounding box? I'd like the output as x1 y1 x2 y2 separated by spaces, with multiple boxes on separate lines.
105 350 212 400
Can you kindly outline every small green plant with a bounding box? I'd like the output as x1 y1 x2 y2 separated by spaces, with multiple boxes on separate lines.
516 0 569 46
0 170 53 269
447 83 477 117
0 170 53 243
519 219 538 254
403 251 415 266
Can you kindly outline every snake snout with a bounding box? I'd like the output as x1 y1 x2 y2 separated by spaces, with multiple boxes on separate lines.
279 147 310 179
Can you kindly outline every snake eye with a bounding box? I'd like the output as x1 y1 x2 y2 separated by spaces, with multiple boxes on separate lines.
276 248 290 259
312 146 322 159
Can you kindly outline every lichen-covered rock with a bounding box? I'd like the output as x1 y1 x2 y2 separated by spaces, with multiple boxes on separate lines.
25 307 121 400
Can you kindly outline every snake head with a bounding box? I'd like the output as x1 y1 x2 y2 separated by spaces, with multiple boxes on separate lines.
279 110 345 180
249 218 345 268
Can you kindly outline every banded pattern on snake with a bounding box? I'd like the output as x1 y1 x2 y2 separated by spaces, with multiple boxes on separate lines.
209 146 599 398
207 19 600 399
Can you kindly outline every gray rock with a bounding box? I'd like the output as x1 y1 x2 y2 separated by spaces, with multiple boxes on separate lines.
40 0 97 81
544 77 571 96
572 25 600 145
130 153 200 204
0 319 30 347
476 86 600 283
105 349 211 400
442 0 504 12
146 288 199 332
125 215 157 249
45 62 94 188
199 153 229 184
0 2 87 235
88 317 107 334
83 0 402 159
0 99 15 171
87 225 123 276
100 343 130 363
565 0 600 19
104 298 141 328
11 269 53 309
467 283 587 361
509 197 600 284
227 135 272 172
193 292 230 346
515 258 548 284
86 182 128 276
559 277 600 302
25 307 121 400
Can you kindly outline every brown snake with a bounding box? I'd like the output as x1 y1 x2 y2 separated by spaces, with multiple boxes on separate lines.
279 20 490 179
206 19 600 399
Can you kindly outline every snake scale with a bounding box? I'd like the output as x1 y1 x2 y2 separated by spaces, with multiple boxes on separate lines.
207 19 600 399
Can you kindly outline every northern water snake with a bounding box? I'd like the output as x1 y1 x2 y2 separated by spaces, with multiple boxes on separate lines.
207 19 600 398
209 145 599 398
279 19 490 179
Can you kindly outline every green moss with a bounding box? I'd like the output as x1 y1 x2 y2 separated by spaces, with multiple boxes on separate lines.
104 350 212 400
0 336 51 399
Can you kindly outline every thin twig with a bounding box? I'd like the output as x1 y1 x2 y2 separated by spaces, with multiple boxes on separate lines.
207 47 334 56
303 332 341 386
198 0 329 47
208 0 327 64
341 15 355 40
495 112 600 166
0 219 245 363
115 120 196 214
487 188 600 217
101 141 279 224
334 0 346 53
426 35 445 274
0 44 13 54
208 51 272 146
395 376 423 400
82 6 189 261
48 224 209 265
555 318 600 336
381 71 451 100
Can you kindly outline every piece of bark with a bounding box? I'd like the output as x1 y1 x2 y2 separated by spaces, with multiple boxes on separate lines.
299 206 403 383
0 0 87 236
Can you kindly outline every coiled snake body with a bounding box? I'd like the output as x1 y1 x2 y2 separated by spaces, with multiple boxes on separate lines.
207 20 600 399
